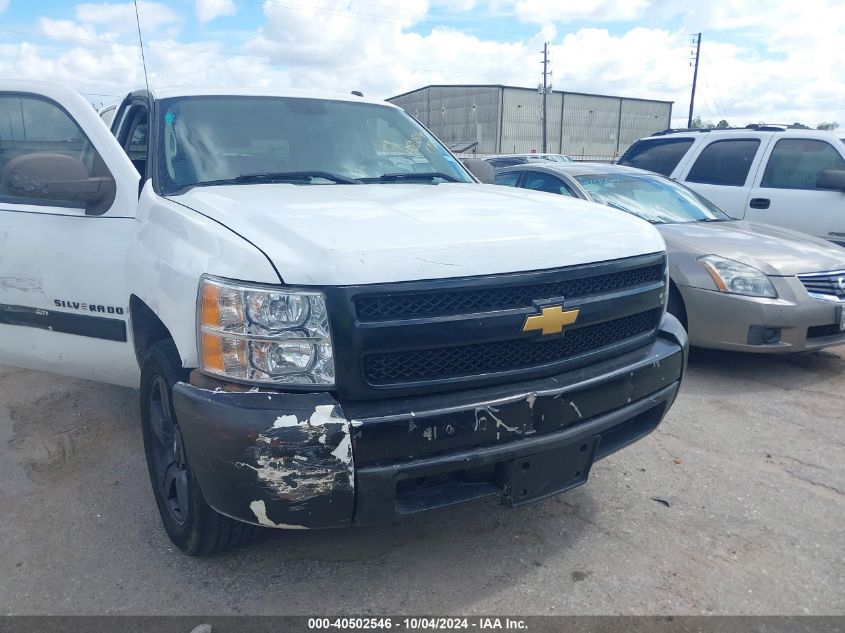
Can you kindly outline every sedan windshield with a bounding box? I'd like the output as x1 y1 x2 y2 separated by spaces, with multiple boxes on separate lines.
155 96 471 194
574 173 731 224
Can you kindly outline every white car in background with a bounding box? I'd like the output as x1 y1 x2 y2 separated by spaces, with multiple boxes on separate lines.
619 127 845 247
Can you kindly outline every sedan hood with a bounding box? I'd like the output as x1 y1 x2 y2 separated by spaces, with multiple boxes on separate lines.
172 183 663 285
658 220 845 276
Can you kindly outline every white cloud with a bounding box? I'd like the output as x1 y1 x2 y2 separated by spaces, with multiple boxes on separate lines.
196 0 236 23
512 0 650 24
1 0 842 128
75 1 182 35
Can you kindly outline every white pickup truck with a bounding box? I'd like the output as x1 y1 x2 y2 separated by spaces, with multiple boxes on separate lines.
0 81 687 555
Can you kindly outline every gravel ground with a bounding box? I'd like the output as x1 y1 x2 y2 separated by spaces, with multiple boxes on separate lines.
1 345 843 615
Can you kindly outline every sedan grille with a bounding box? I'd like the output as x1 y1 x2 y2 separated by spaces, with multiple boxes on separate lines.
798 271 845 301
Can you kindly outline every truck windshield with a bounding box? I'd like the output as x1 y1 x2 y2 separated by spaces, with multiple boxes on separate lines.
574 173 732 224
155 96 471 194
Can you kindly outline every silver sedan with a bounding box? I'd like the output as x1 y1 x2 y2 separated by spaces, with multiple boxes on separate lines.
495 162 845 353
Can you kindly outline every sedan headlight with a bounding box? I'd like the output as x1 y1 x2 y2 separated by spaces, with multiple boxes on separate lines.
198 276 334 385
698 255 777 298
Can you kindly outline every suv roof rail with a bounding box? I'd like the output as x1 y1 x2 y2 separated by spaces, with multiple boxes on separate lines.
744 123 790 131
651 125 794 137
651 128 709 136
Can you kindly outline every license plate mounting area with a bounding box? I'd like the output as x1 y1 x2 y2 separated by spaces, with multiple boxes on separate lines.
497 435 600 507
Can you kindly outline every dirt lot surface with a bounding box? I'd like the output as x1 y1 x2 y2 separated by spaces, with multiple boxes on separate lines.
1 345 843 615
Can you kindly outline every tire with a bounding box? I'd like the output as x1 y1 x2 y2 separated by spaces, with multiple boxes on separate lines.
140 339 257 555
667 284 688 332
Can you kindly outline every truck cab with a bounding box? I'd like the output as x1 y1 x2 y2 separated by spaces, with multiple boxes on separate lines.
0 81 687 555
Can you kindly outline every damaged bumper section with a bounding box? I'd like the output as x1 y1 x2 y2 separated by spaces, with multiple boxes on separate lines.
174 314 688 530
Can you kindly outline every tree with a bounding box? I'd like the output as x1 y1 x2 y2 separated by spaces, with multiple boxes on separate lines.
716 119 730 128
789 122 810 129
816 122 840 131
690 116 715 129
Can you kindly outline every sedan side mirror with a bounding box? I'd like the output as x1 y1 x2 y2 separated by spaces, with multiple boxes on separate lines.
816 169 845 192
1 153 113 214
461 158 495 184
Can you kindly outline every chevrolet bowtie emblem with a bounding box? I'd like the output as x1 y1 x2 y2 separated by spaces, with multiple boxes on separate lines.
522 305 580 336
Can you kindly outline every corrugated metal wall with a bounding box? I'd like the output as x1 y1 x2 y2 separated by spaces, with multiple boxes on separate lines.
389 86 501 154
388 86 671 159
560 93 621 160
618 99 672 155
500 88 562 154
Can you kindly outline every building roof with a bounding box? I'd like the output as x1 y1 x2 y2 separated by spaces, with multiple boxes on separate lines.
388 84 673 105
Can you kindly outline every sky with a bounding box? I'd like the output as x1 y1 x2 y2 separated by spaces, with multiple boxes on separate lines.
0 0 842 128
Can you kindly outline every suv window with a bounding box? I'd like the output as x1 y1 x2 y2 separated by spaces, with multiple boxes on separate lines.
618 138 694 176
686 139 760 187
761 139 845 190
0 94 115 211
521 171 576 197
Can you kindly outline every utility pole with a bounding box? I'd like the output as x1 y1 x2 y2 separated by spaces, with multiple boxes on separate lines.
540 42 551 153
687 32 701 128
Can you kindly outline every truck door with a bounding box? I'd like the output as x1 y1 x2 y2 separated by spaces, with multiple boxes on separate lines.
678 136 770 219
744 137 845 246
0 82 141 387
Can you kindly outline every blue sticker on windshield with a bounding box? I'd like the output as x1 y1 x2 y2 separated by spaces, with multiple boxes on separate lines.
164 112 176 123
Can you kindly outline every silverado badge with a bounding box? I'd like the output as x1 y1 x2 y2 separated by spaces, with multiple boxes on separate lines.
522 305 580 336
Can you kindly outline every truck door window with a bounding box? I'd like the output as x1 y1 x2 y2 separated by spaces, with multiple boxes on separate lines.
521 171 576 197
685 139 760 187
760 139 845 190
0 94 116 211
121 106 148 179
618 138 694 176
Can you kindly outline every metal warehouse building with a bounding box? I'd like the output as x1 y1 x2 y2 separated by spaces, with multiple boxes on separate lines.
388 85 673 161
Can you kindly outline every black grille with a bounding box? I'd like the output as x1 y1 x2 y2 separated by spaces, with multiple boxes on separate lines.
355 264 665 321
798 272 845 300
364 308 662 384
808 323 843 339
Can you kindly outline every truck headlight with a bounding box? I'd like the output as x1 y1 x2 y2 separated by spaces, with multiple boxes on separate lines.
698 255 777 298
198 276 334 386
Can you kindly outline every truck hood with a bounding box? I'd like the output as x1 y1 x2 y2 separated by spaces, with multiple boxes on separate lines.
172 183 664 285
658 220 845 276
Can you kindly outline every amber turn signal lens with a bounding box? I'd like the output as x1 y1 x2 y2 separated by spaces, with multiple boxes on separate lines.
201 332 224 372
201 282 221 327
700 261 728 291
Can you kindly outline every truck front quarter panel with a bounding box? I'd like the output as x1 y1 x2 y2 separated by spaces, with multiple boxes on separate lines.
126 183 280 371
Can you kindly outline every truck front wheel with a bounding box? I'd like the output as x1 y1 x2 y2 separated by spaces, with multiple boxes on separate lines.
140 339 256 555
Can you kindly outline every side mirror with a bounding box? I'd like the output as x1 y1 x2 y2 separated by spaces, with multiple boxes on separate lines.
816 169 845 192
1 153 112 214
461 158 495 184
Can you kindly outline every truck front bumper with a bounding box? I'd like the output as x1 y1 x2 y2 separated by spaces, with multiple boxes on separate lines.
174 314 688 529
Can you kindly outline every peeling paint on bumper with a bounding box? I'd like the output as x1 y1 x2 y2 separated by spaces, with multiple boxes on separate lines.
173 314 688 529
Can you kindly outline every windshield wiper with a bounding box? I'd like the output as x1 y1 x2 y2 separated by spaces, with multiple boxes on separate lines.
233 171 359 184
174 171 358 193
366 172 459 183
